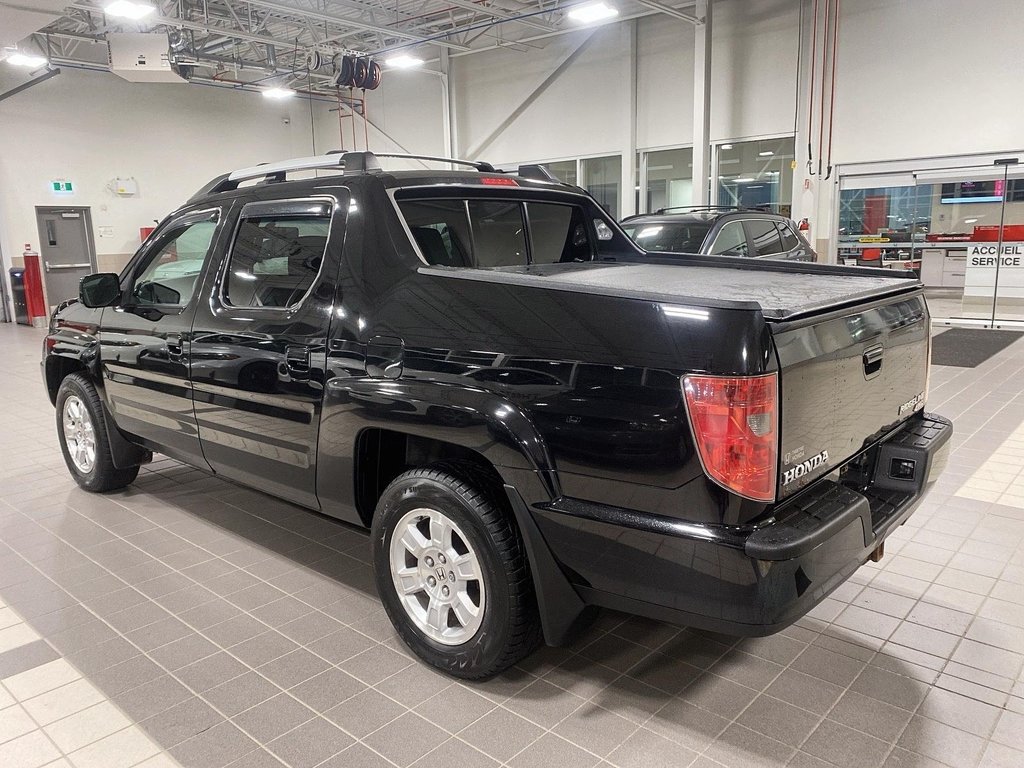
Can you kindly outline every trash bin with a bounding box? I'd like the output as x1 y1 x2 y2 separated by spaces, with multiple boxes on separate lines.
9 268 30 326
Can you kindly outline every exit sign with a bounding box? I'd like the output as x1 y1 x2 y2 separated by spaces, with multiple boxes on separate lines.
51 180 73 193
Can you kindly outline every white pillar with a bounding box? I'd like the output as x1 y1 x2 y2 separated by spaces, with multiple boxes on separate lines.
691 0 712 206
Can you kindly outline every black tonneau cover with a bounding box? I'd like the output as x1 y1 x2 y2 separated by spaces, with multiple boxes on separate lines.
421 261 920 321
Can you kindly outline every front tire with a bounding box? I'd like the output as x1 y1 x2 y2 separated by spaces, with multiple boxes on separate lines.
56 374 139 492
371 463 541 679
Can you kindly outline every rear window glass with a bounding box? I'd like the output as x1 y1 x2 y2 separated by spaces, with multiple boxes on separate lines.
469 200 528 268
397 197 593 269
622 221 711 253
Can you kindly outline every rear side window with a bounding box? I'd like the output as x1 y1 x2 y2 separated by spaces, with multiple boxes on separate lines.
745 219 785 257
708 220 748 256
397 197 593 269
223 200 332 309
778 222 800 251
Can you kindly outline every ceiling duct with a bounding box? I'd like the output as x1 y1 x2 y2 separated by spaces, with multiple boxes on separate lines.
108 32 186 83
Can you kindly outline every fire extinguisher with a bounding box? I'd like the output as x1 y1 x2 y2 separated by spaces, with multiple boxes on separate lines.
798 218 811 240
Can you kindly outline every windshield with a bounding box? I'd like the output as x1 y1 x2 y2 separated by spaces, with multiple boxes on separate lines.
622 221 712 253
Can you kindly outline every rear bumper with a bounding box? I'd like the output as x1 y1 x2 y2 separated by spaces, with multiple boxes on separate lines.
530 412 952 637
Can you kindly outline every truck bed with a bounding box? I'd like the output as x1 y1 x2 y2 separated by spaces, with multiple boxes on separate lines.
423 260 920 321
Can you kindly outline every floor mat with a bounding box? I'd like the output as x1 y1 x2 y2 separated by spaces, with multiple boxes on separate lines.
931 328 1024 367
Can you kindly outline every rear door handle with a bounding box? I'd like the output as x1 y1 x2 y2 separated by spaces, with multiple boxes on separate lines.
166 333 184 358
285 345 311 379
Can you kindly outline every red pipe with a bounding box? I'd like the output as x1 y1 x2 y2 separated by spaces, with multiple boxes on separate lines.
824 0 840 180
806 0 819 174
816 0 831 177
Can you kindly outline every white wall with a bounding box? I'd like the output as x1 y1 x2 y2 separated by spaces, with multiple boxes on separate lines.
0 68 328 279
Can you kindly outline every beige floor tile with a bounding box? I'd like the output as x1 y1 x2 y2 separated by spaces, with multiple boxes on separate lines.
0 730 62 768
43 701 131 754
0 607 21 631
22 679 106 727
67 726 160 768
0 703 38 745
4 660 81 701
0 623 42 655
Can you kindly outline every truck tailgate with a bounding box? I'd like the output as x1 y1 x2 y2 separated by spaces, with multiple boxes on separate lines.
772 291 930 498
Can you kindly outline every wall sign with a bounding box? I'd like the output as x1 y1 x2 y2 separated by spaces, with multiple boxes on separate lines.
50 179 74 194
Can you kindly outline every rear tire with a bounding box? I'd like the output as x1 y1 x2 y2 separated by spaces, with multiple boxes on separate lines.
371 462 541 679
56 374 139 493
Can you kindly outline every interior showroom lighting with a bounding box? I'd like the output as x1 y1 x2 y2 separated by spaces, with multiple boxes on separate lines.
103 0 156 19
262 86 295 99
758 150 774 156
567 2 619 23
385 54 424 69
4 51 47 67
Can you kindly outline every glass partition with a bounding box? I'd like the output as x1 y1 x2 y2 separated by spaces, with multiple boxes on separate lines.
717 137 795 215
838 161 1024 325
581 155 622 219
643 148 693 213
545 160 577 186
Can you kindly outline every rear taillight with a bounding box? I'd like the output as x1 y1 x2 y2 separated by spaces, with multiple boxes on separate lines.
682 373 778 502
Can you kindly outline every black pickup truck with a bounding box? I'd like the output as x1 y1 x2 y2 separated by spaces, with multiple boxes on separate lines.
42 152 951 679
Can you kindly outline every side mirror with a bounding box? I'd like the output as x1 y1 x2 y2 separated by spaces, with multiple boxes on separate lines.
79 273 121 308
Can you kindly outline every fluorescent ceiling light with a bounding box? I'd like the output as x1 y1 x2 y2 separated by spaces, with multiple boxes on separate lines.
104 0 156 19
262 86 295 99
734 177 756 183
386 54 424 69
758 150 774 156
5 51 47 67
720 144 733 150
568 2 619 23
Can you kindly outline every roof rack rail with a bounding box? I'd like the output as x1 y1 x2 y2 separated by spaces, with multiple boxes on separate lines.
187 150 497 202
653 205 746 214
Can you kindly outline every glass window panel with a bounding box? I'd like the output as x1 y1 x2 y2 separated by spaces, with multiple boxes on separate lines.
746 219 785 256
224 214 329 308
779 222 800 251
398 199 473 267
544 160 578 186
133 216 218 306
621 221 711 253
526 203 591 264
717 137 795 215
581 155 622 219
468 200 528 268
644 148 693 213
708 220 748 256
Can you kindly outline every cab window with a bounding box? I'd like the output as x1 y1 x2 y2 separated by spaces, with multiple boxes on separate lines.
130 212 219 307
708 220 748 257
397 197 594 268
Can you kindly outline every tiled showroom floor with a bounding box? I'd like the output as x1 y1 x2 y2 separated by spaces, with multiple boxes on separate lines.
1 323 1023 768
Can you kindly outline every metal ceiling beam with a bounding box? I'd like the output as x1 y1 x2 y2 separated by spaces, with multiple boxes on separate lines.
439 0 555 32
0 67 61 102
239 0 471 50
633 0 701 24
